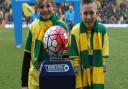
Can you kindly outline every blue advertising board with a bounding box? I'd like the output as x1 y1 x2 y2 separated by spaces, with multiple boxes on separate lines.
11 0 36 48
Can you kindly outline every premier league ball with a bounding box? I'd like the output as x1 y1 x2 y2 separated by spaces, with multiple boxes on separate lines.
43 26 68 58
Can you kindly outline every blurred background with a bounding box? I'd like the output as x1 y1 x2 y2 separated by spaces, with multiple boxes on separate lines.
0 0 128 28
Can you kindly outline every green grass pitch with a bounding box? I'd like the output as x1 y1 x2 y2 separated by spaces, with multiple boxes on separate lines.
0 27 128 89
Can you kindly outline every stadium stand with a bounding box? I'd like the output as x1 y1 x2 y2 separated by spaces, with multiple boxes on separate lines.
99 0 128 24
0 0 128 28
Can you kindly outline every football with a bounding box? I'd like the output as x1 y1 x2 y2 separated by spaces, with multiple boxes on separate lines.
43 26 68 58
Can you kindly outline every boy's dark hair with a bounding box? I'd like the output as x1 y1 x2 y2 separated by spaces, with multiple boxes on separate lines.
81 0 96 5
80 0 97 10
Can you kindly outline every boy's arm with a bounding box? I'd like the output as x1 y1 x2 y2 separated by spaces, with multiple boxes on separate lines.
21 30 32 87
69 33 81 72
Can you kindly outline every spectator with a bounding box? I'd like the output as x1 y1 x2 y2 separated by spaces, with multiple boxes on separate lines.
118 15 124 24
65 4 75 32
0 7 3 24
124 8 128 23
97 12 102 22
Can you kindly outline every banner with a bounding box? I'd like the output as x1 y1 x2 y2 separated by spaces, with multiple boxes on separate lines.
22 3 34 17
11 0 36 48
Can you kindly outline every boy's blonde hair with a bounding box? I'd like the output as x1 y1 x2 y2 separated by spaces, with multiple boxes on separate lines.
37 0 55 6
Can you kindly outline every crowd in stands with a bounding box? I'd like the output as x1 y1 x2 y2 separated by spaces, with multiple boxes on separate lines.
0 0 12 25
97 0 128 24
0 0 128 25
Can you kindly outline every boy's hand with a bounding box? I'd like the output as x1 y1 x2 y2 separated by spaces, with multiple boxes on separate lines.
22 87 28 89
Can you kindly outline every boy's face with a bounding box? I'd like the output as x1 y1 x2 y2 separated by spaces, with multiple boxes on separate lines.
38 2 54 20
81 2 97 29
